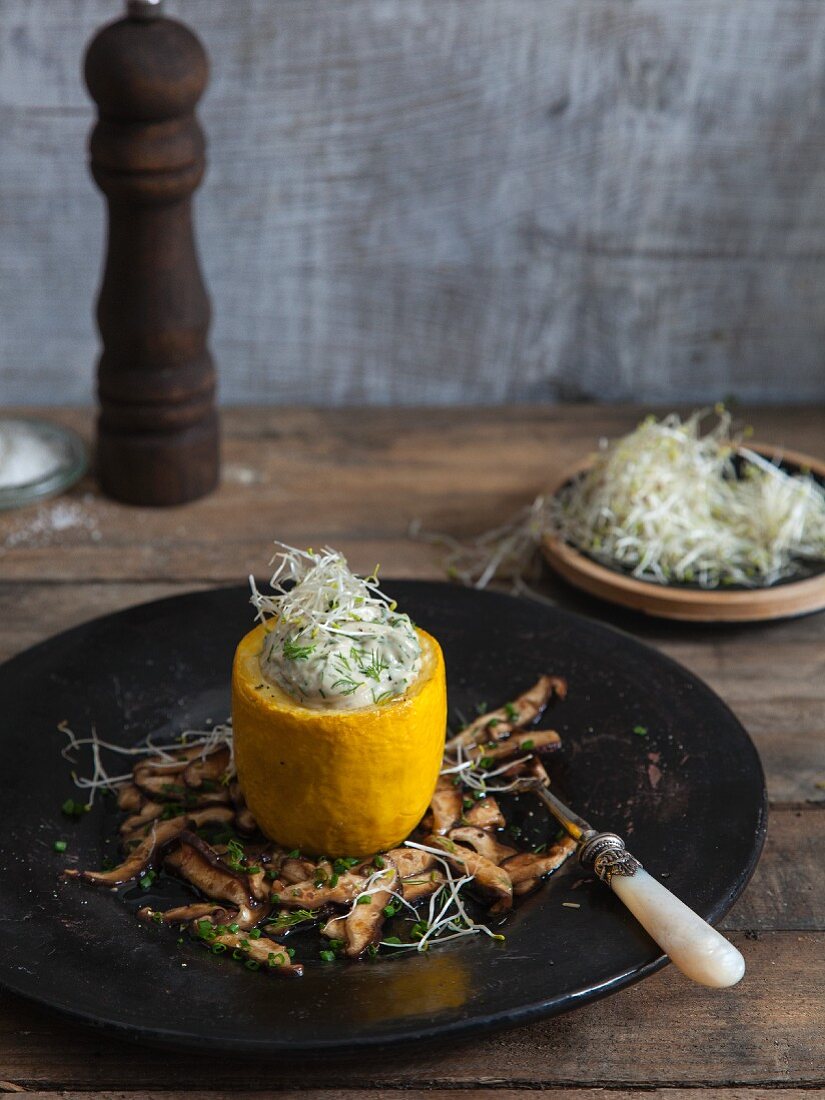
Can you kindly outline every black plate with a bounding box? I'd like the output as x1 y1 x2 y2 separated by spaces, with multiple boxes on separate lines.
0 583 766 1055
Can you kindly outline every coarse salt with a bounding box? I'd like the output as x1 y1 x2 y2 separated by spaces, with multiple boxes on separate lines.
0 420 64 489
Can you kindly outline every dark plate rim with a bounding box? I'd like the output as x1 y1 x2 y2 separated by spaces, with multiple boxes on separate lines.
0 582 768 1055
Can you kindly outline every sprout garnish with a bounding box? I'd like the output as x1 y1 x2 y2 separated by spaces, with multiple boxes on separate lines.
379 842 505 951
59 719 234 806
249 545 422 710
440 742 533 795
412 408 825 592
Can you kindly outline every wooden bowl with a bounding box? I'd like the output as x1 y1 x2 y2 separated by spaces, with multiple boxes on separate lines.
541 444 825 623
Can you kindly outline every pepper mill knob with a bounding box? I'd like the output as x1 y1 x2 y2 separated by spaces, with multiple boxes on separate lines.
84 0 219 505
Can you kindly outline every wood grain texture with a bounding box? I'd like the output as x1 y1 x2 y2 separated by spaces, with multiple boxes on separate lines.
0 934 821 1089
719 808 824 932
9 1094 823 1100
3 1 825 406
1 405 823 583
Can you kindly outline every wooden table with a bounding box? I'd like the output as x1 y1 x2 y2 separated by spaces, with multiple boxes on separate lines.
1 405 822 1097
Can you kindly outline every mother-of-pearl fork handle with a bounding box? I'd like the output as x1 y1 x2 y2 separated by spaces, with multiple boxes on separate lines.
609 867 745 988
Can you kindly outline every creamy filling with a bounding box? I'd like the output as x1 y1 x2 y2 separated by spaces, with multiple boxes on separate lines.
259 603 422 711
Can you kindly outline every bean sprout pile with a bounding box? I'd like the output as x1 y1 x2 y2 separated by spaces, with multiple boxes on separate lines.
249 544 404 633
553 409 825 588
414 409 825 592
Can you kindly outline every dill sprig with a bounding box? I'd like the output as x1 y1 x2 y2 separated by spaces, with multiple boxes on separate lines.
282 637 316 661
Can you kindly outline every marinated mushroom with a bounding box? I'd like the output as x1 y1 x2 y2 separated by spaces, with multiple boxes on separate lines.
276 871 369 909
120 800 164 835
426 835 513 912
446 674 564 751
65 817 195 887
165 831 265 929
427 776 464 834
448 825 518 865
279 857 319 884
463 796 505 829
182 745 231 788
339 865 398 957
503 837 578 886
385 847 436 878
471 728 561 763
193 924 303 976
128 804 234 846
401 870 444 902
137 903 232 924
117 783 143 812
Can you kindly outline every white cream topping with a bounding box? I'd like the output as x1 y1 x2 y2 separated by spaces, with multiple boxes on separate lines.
250 545 422 711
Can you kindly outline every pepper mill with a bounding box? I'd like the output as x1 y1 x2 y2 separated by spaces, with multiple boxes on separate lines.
84 0 219 505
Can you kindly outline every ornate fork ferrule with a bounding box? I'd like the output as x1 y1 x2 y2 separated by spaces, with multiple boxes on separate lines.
579 831 642 885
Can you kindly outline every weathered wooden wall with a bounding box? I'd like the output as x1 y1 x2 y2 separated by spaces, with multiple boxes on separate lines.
2 0 825 406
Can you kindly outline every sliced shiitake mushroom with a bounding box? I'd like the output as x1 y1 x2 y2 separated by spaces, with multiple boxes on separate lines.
446 674 564 752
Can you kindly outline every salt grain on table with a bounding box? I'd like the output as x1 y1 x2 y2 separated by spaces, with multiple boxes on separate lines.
2 501 101 550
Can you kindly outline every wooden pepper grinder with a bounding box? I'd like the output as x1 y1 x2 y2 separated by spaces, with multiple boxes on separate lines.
84 0 219 505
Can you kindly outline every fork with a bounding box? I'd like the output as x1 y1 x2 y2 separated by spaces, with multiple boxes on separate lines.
514 776 746 988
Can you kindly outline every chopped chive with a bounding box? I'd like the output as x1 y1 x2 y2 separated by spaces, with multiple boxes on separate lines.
61 798 89 818
633 725 649 736
319 949 336 962
53 839 67 853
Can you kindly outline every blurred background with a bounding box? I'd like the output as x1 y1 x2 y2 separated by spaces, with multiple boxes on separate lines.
3 0 825 407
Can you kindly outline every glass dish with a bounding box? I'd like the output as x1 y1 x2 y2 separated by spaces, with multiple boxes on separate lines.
0 418 88 510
